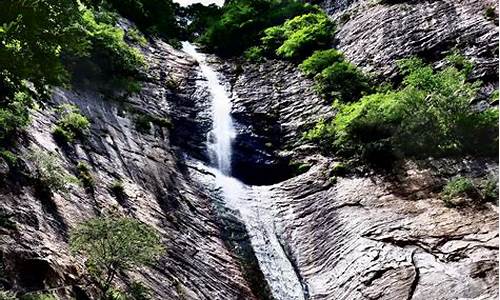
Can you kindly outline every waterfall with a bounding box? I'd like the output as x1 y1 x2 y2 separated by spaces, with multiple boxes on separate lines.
182 42 235 175
182 42 306 300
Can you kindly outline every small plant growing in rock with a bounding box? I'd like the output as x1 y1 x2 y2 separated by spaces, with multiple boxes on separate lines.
110 180 126 201
479 175 498 203
134 114 152 133
126 28 148 47
70 216 164 297
52 104 91 144
330 162 349 176
76 161 95 191
441 176 478 207
127 281 151 300
26 148 77 197
0 150 17 166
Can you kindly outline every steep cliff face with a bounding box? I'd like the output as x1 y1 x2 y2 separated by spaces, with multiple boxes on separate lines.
0 38 259 299
320 0 498 87
1 1 498 299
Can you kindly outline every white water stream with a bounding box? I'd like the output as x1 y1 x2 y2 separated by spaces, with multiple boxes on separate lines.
182 42 306 300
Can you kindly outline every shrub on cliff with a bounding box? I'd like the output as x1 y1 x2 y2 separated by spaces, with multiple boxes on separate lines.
261 12 335 59
26 148 77 196
299 49 370 103
0 92 31 144
52 104 91 144
80 9 145 76
299 49 345 76
441 176 479 207
305 55 499 163
70 216 164 297
314 61 371 103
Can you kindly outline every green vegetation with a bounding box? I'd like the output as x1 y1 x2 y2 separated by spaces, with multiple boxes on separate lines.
77 162 95 190
244 46 266 62
198 0 317 56
314 61 370 103
178 3 222 41
261 12 334 59
110 180 126 200
491 90 499 103
70 216 164 297
134 112 172 133
485 6 498 23
289 161 311 176
330 163 348 176
299 49 345 76
127 28 148 47
0 150 17 166
127 281 152 300
441 176 477 207
53 104 91 144
299 49 370 103
85 0 182 46
81 9 145 76
441 175 498 207
0 92 32 144
134 114 152 133
480 175 498 202
305 55 499 164
26 148 77 195
0 0 153 148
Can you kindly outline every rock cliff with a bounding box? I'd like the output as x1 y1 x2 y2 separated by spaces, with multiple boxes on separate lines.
0 0 498 299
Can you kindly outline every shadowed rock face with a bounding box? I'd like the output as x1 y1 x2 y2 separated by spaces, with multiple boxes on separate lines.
216 60 335 185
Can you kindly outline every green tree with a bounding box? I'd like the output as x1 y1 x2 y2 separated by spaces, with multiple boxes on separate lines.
70 217 164 297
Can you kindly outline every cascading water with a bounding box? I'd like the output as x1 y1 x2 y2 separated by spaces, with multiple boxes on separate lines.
182 42 306 300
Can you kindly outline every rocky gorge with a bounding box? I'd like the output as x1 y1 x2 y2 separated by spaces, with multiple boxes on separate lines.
0 0 499 299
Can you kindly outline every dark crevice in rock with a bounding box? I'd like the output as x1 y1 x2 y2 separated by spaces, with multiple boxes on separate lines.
407 251 420 300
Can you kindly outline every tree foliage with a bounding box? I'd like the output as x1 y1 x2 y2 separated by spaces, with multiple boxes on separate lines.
84 0 182 44
70 216 164 296
198 0 317 56
305 56 499 164
262 12 335 59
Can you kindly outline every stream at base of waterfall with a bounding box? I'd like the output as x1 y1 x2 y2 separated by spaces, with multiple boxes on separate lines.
181 42 306 300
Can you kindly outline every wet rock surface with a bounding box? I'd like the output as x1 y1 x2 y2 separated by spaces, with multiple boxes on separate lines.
217 60 335 185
